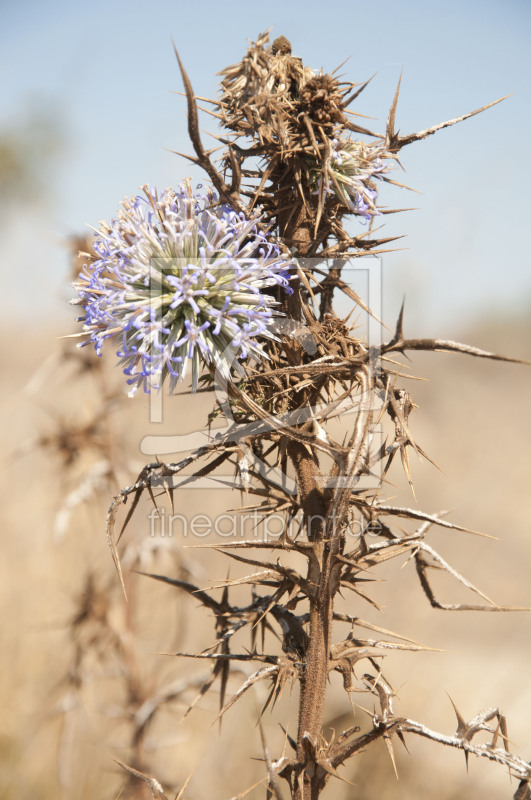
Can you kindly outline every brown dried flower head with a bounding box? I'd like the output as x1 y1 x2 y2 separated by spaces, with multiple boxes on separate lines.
297 72 348 128
217 30 313 141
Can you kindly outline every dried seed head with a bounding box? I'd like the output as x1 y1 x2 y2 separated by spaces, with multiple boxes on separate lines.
218 30 313 139
71 573 110 630
298 73 347 126
271 36 292 55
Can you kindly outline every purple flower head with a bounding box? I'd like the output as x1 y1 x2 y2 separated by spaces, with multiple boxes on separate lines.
73 180 295 394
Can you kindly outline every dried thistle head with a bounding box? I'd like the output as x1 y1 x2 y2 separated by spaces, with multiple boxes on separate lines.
217 30 313 141
38 414 107 467
71 571 111 631
65 572 120 668
297 72 347 128
212 32 399 247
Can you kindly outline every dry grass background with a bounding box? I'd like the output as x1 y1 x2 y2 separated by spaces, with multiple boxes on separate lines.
1 310 530 800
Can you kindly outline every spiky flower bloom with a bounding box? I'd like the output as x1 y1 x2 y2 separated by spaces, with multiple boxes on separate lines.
310 138 390 220
73 181 294 395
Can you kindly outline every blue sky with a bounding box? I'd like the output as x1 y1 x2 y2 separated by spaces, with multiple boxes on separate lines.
1 0 530 335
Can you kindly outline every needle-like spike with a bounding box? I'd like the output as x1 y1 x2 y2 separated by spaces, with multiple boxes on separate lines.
386 68 403 145
383 732 399 779
447 694 468 737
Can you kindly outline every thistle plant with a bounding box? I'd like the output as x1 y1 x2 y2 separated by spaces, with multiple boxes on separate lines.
71 30 530 800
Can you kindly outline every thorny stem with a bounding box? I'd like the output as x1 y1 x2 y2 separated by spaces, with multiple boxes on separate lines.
297 601 333 800
283 189 374 798
274 136 375 798
291 477 346 800
287 440 326 541
283 196 340 797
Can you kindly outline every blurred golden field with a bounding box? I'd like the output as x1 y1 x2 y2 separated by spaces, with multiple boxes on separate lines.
1 311 530 800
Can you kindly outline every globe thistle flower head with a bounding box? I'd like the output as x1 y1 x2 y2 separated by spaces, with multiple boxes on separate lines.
310 138 390 221
73 181 294 396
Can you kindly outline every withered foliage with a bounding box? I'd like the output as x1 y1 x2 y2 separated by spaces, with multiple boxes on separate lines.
82 30 527 799
31 240 204 798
